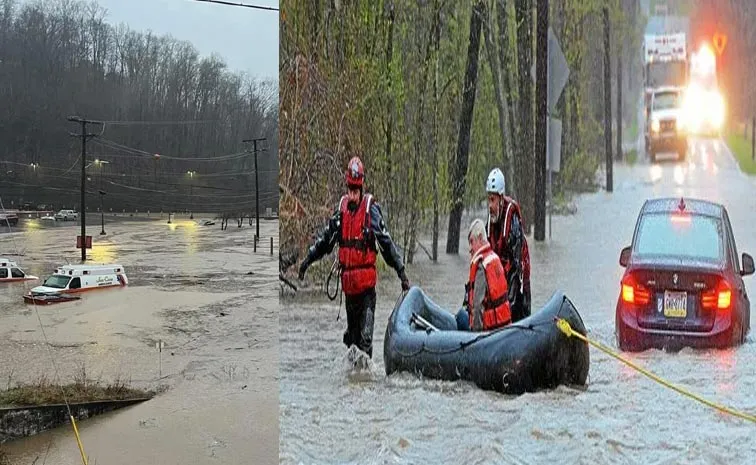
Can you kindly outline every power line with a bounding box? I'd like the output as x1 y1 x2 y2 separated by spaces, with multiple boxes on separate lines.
191 0 279 11
1 180 278 207
92 138 250 162
97 119 218 125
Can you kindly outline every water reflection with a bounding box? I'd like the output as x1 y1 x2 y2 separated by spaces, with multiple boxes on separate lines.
673 165 686 185
165 220 199 255
89 241 118 263
649 164 663 183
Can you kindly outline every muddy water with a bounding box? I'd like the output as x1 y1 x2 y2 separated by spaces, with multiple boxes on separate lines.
0 215 278 464
280 139 756 464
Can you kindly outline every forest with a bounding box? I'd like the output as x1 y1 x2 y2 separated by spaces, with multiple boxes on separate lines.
0 0 279 214
280 0 645 268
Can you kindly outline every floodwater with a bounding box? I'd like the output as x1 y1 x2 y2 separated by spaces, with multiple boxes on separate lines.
0 213 278 464
280 138 756 464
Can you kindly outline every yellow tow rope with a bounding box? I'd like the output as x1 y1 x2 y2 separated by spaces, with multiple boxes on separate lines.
555 318 756 424
70 415 89 465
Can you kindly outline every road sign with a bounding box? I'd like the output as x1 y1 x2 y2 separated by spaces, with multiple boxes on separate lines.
713 33 727 55
531 28 571 112
76 235 92 249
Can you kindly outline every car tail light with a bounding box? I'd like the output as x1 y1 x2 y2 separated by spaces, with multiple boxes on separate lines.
621 274 651 305
701 279 731 310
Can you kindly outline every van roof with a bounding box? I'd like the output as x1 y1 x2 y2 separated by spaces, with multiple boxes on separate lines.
54 264 125 275
0 258 19 266
59 264 124 270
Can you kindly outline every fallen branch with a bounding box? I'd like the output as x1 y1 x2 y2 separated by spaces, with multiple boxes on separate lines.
416 240 434 261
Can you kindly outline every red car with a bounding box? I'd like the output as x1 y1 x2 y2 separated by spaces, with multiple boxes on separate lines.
615 197 753 351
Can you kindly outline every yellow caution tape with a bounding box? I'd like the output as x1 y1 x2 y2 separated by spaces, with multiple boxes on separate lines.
70 415 89 465
555 318 756 424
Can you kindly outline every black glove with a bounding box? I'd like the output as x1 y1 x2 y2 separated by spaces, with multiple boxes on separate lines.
398 267 410 291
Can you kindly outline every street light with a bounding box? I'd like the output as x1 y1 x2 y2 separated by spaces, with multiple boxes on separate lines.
187 170 196 219
98 190 107 235
85 159 110 191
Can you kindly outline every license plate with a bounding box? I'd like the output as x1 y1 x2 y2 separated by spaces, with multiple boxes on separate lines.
663 291 687 318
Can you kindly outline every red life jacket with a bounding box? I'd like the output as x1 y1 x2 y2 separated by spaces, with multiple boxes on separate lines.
338 193 377 295
487 196 531 288
466 244 512 330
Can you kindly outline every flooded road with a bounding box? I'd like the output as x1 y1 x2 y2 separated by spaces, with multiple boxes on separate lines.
0 214 278 464
280 139 756 464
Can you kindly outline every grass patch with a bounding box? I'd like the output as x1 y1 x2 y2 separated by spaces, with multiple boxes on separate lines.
725 132 756 175
0 369 155 408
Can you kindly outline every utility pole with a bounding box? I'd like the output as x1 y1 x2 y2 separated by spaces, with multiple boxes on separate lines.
68 116 102 261
603 7 613 192
243 137 267 241
534 0 548 242
186 170 196 220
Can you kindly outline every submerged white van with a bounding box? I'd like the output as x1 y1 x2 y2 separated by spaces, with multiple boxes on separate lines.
29 264 128 294
0 257 38 282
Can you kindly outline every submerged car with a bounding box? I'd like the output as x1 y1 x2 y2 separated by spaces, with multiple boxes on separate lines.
616 197 753 351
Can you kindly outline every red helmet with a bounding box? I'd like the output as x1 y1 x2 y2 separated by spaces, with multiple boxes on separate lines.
345 156 364 188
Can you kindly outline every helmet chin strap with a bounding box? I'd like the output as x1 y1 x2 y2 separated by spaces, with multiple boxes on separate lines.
492 194 503 223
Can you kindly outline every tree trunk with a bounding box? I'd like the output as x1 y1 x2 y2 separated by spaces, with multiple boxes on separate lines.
515 0 534 233
446 1 484 255
408 4 437 264
483 2 515 197
534 0 547 242
616 39 623 161
603 7 613 192
496 0 518 184
431 0 441 262
384 4 395 221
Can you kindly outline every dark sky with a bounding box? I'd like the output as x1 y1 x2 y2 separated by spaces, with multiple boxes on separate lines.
22 0 280 79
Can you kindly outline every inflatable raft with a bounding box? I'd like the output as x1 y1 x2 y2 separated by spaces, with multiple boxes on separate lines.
383 287 590 395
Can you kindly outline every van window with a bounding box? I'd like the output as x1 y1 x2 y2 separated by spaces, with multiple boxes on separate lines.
69 277 81 289
11 268 24 278
43 275 71 289
0 269 7 278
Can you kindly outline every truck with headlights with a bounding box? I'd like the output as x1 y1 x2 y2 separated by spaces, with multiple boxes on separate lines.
647 87 688 163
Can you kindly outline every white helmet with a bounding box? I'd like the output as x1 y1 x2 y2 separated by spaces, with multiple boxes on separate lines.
486 168 505 195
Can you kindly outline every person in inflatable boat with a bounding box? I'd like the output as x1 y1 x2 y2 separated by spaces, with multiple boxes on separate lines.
484 168 532 323
455 219 512 331
298 156 410 358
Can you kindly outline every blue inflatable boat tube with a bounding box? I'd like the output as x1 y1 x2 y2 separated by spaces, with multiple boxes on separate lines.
383 286 590 395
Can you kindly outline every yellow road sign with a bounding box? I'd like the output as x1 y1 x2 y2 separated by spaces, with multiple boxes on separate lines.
713 33 727 55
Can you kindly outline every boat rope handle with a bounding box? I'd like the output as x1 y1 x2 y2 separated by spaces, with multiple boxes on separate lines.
555 317 756 424
325 257 343 320
325 258 341 301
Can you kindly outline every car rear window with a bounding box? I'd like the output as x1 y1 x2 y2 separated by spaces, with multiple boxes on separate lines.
634 212 723 261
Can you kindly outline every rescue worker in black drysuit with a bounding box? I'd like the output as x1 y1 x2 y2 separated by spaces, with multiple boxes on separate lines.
298 156 410 358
